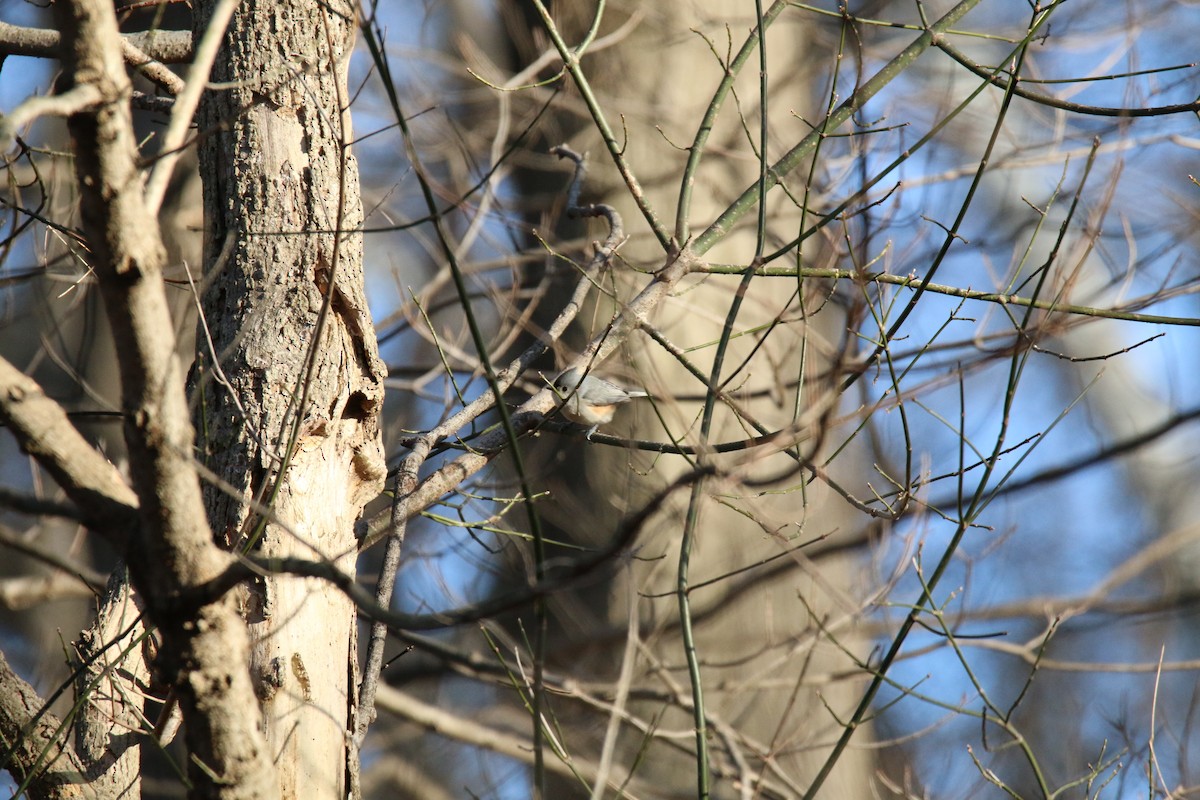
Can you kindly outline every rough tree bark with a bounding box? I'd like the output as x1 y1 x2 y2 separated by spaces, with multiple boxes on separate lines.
193 0 386 796
73 574 148 798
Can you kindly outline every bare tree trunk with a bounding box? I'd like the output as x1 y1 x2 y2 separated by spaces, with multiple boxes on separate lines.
193 1 386 795
596 11 874 795
494 4 877 796
73 573 147 799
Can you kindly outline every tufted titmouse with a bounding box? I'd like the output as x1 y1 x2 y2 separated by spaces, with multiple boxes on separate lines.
552 367 648 439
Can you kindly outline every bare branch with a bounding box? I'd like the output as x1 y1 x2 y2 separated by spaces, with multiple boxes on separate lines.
143 0 238 214
0 357 137 545
0 85 103 149
0 20 191 63
120 39 185 95
0 487 85 522
52 0 276 794
374 684 609 787
0 523 109 591
0 649 90 799
0 574 96 608
363 247 695 543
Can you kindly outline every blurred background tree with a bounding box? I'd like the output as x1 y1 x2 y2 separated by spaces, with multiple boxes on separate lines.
2 1 1200 798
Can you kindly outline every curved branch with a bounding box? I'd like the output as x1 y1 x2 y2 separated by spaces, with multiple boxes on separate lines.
0 356 137 546
0 20 191 63
51 0 275 795
937 38 1200 118
206 467 712 631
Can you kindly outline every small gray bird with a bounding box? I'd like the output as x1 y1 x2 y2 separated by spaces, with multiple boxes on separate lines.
552 367 648 439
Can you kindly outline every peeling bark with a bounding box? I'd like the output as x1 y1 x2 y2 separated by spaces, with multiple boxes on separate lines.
193 1 385 795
